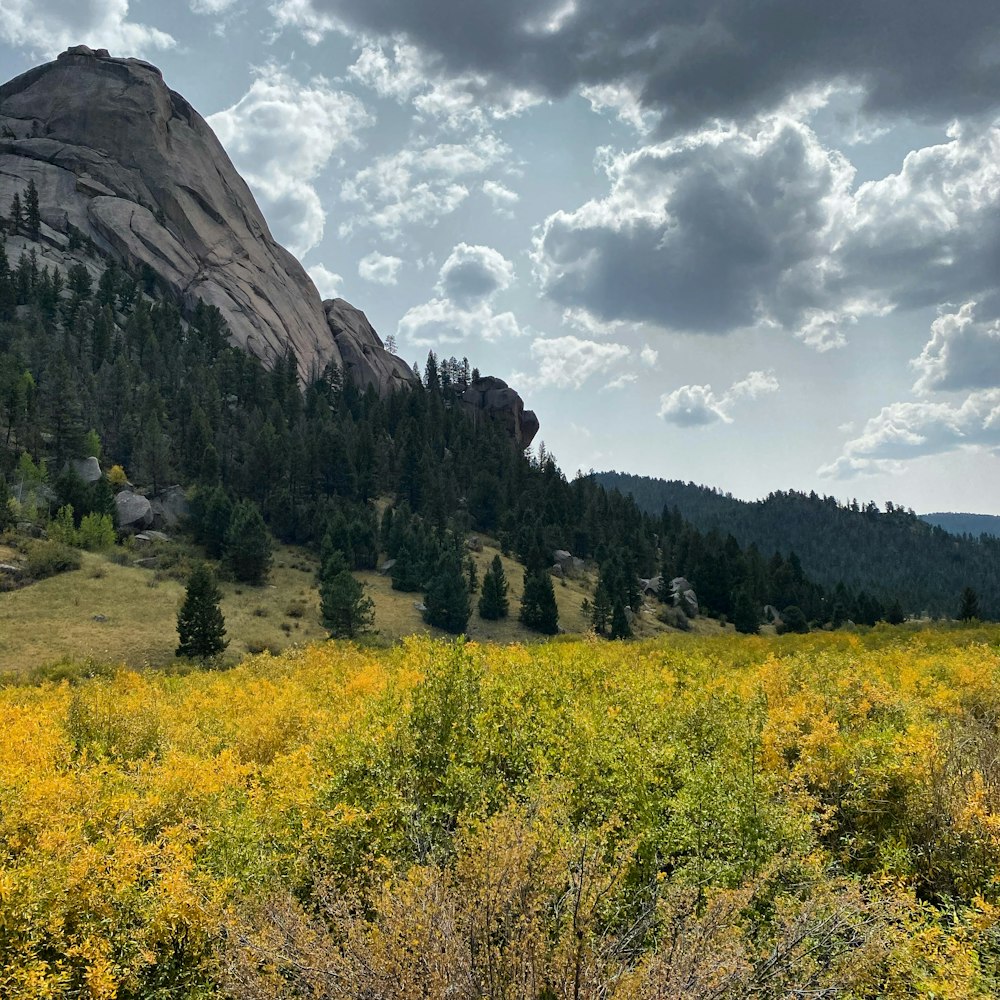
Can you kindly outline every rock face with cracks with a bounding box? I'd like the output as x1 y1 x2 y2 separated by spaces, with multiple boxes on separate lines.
461 377 540 450
0 45 413 390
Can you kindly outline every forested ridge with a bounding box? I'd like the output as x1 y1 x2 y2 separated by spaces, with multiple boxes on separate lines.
0 220 948 631
595 471 1000 619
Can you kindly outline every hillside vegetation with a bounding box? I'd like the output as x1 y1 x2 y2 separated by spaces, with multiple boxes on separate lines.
595 470 1000 618
3 627 1000 997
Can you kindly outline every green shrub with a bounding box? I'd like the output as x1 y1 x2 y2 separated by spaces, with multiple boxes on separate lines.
77 513 115 551
23 539 82 580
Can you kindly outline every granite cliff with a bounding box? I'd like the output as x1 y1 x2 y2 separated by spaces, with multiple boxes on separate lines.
0 45 413 393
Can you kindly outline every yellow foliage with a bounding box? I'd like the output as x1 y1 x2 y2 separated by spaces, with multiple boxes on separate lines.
1 628 1000 995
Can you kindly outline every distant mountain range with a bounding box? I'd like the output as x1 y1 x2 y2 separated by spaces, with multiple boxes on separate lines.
593 472 1000 618
919 513 1000 538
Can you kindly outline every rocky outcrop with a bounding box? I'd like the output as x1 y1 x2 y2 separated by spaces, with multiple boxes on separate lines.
150 485 189 530
323 298 418 395
670 577 699 618
69 456 102 484
114 489 153 532
461 377 539 450
0 46 400 390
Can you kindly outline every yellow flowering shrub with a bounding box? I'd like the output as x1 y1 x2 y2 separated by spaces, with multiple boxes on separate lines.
2 627 1000 996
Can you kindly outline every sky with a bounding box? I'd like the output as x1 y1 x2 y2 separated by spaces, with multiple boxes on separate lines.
3 2 1000 514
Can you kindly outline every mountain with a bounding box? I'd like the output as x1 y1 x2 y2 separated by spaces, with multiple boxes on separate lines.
0 48 953 636
920 512 1000 539
594 471 1000 618
0 44 414 392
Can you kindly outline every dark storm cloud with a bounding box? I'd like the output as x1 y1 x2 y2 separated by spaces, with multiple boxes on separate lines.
532 118 853 340
279 0 1000 127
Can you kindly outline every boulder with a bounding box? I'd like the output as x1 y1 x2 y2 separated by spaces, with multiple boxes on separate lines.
378 559 396 575
0 48 399 389
115 489 153 531
553 550 584 578
466 536 483 553
670 576 699 618
150 485 188 530
639 575 662 595
69 456 101 483
460 377 539 450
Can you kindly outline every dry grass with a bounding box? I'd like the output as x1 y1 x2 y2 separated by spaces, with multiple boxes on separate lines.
0 543 328 675
0 534 726 674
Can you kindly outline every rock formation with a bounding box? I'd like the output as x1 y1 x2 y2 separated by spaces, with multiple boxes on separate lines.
0 46 412 391
323 298 417 396
461 377 540 450
114 489 153 532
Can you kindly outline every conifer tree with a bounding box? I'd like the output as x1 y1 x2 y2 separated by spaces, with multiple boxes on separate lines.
478 554 509 620
224 499 272 585
9 191 22 234
733 589 760 635
320 562 374 639
609 598 632 640
176 563 227 661
391 531 427 592
25 180 40 240
424 553 471 634
959 586 980 621
519 570 559 634
590 580 611 635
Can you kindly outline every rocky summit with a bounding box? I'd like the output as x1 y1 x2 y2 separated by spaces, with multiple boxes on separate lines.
0 45 413 392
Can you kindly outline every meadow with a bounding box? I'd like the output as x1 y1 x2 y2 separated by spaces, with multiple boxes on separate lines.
3 626 1000 997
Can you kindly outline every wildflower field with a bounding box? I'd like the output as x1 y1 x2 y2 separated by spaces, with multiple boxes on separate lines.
3 627 1000 997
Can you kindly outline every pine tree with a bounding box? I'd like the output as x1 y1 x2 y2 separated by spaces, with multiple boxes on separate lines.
959 586 980 621
25 180 40 240
320 567 374 639
519 570 559 635
590 580 612 635
609 598 632 640
733 589 760 635
9 191 22 234
424 554 471 634
478 554 509 620
176 563 227 661
224 499 272 585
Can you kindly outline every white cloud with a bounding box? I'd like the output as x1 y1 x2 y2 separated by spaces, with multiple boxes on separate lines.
580 82 657 133
345 36 543 128
269 0 343 44
639 344 658 367
398 297 525 345
358 251 403 285
307 263 343 299
535 117 1000 358
438 243 514 306
911 301 1000 395
190 0 237 13
819 391 1000 479
482 179 520 216
348 39 425 101
209 65 372 257
658 370 779 427
340 133 507 235
0 0 174 58
513 336 630 391
602 373 638 392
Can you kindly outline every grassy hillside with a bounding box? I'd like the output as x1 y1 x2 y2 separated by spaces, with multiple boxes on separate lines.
0 536 720 675
3 627 1000 996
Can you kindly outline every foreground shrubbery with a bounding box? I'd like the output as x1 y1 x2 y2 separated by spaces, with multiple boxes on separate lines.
3 627 1000 997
